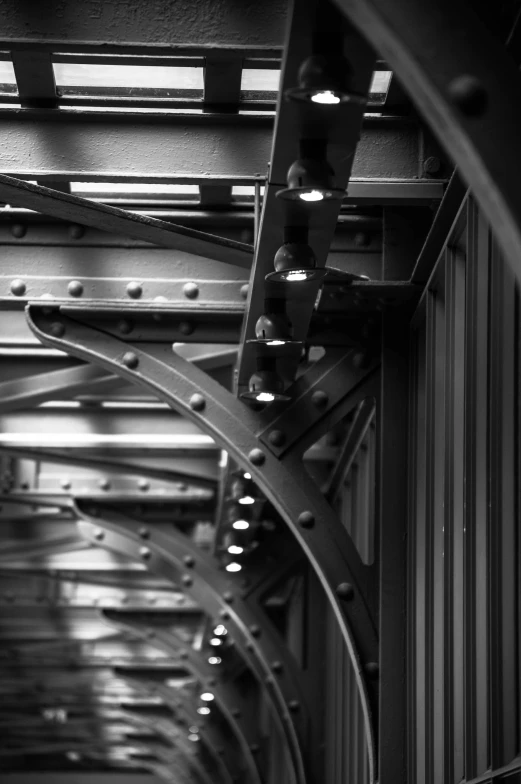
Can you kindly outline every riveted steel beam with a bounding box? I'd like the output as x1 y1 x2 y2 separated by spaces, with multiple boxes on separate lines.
0 175 253 269
73 502 309 784
332 0 521 282
27 304 379 782
103 610 265 784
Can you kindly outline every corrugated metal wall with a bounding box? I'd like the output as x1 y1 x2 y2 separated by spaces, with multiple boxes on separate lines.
408 196 521 783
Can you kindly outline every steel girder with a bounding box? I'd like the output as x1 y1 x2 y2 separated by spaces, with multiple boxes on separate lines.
333 0 521 283
102 610 265 784
27 304 381 783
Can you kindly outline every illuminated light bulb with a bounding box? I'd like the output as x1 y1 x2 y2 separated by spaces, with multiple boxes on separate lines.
197 706 210 715
208 656 222 665
209 637 222 646
200 692 214 702
238 495 255 505
228 545 244 555
311 89 341 104
299 189 324 202
213 625 227 636
233 519 249 530
285 270 308 282
243 473 251 479
189 726 199 734
188 734 200 742
266 339 285 346
256 392 275 403
226 562 242 573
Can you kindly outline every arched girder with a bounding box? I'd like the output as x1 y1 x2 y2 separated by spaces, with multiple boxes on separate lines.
332 0 521 280
102 608 265 784
28 304 379 782
73 501 305 784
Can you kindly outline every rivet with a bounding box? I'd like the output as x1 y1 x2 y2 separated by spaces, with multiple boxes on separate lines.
219 610 230 620
183 282 199 300
448 74 488 116
10 279 26 296
179 321 194 336
140 547 151 561
49 322 65 338
183 555 195 568
298 511 315 529
248 448 265 466
122 351 139 370
231 708 241 719
138 527 150 539
336 582 354 600
240 284 249 300
179 649 188 659
67 280 83 297
354 231 371 247
68 223 85 240
223 591 234 603
245 641 254 652
249 625 261 638
182 574 193 587
138 480 150 492
189 393 206 412
268 429 285 447
311 390 328 408
365 661 379 679
61 479 71 490
126 281 143 299
352 351 367 369
99 479 110 491
423 156 441 175
271 661 283 673
288 700 300 712
93 528 105 541
11 223 26 238
118 319 134 335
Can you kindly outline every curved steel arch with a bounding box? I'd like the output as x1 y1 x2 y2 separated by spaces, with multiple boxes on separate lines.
28 305 379 782
333 0 521 280
103 608 265 784
74 500 306 784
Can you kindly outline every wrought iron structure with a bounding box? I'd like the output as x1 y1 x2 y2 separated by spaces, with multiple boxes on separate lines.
0 2 519 784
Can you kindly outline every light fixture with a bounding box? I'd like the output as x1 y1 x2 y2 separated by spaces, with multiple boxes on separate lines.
228 544 244 555
213 624 227 636
238 494 255 505
243 473 251 480
265 226 326 284
276 139 344 202
240 357 291 403
188 734 200 742
247 297 304 346
226 562 242 572
208 656 222 665
200 692 214 702
209 637 222 646
285 54 367 106
197 706 210 715
233 519 249 530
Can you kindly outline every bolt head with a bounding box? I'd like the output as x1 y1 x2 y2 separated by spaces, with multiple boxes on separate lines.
298 511 315 529
126 281 143 299
49 322 65 338
268 429 286 447
183 555 195 568
249 624 261 638
11 223 26 238
122 351 139 370
365 661 379 679
182 574 193 587
240 284 249 300
67 280 84 297
138 527 150 539
93 528 105 542
189 393 206 412
68 223 85 240
248 448 265 466
10 279 26 296
448 74 487 116
311 389 328 408
139 547 151 561
118 319 134 335
179 321 194 336
183 282 199 300
336 582 355 600
423 156 441 175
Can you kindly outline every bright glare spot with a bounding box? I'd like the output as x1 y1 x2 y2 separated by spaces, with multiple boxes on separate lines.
285 270 309 282
201 692 214 702
210 637 223 646
238 495 255 505
266 339 285 346
226 562 242 573
311 90 340 104
197 706 210 715
256 392 275 403
43 708 67 724
228 545 244 555
233 519 250 530
213 625 227 636
243 473 251 480
299 190 324 202
189 726 199 734
188 734 200 742
208 656 222 665
66 751 81 762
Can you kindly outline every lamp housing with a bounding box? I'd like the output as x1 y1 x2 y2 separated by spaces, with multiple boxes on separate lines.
286 54 367 106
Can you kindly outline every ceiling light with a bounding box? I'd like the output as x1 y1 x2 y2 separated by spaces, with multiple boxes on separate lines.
209 637 222 646
208 656 222 665
266 226 326 284
247 297 303 347
240 357 291 404
228 544 244 555
276 139 344 202
213 625 227 636
197 706 210 715
243 472 251 479
233 519 249 530
200 692 214 701
238 494 255 505
285 54 367 106
226 562 242 572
